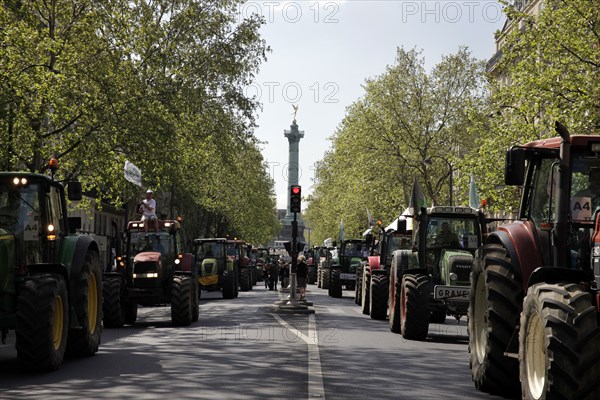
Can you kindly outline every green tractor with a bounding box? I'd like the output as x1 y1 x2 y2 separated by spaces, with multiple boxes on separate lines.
389 206 486 338
328 239 368 298
193 238 238 299
0 166 102 371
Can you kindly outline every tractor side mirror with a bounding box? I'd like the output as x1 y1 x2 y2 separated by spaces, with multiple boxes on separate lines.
67 181 83 201
365 233 373 246
505 147 526 186
396 219 407 234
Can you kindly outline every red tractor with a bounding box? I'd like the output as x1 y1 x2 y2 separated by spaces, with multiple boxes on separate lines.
356 224 412 320
227 240 252 292
469 123 600 399
103 219 197 327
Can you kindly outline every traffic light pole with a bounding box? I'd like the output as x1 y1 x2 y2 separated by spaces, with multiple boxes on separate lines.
289 213 298 303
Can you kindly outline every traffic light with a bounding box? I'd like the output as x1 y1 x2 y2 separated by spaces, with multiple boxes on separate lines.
290 185 301 213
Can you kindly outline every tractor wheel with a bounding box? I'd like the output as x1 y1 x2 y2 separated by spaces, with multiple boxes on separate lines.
16 274 69 371
234 269 240 298
519 283 600 400
400 273 429 340
468 243 522 395
322 268 331 290
123 302 138 325
240 268 250 291
370 274 388 320
191 281 199 322
361 270 370 315
222 270 235 299
329 269 343 298
102 276 124 328
430 310 446 324
317 268 322 288
389 277 401 334
171 275 193 326
355 269 362 305
67 250 102 356
308 265 317 284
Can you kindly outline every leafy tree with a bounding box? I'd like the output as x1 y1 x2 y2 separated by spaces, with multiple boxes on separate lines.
464 0 600 211
0 0 278 242
305 47 488 242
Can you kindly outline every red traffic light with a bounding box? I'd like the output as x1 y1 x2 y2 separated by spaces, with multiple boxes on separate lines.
290 185 301 213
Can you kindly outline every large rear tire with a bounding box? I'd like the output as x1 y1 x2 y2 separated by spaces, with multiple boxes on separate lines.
191 281 199 322
67 250 102 356
171 275 193 326
468 243 521 395
361 270 370 315
240 267 250 292
102 276 124 328
329 269 343 298
308 265 317 284
369 273 388 320
355 268 363 305
123 302 138 325
317 268 322 288
519 283 600 400
389 277 401 333
322 268 331 290
400 273 429 340
222 270 235 299
16 274 69 371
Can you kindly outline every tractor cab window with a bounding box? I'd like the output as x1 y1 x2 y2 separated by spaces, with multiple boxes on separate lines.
571 161 600 221
344 242 366 257
530 159 557 225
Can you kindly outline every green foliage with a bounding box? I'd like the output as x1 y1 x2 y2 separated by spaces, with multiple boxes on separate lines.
307 3 600 242
305 47 489 243
0 0 279 243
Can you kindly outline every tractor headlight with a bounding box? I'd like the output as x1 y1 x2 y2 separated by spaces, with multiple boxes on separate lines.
449 272 458 281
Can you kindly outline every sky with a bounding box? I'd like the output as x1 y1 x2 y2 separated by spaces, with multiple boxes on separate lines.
242 0 506 209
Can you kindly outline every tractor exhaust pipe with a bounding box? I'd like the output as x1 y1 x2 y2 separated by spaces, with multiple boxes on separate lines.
554 121 571 268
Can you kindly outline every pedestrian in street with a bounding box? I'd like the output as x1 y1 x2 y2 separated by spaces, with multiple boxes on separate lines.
269 260 279 291
139 189 159 233
297 254 308 300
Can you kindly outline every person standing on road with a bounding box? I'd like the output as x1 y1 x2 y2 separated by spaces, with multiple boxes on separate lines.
297 254 308 300
140 189 159 233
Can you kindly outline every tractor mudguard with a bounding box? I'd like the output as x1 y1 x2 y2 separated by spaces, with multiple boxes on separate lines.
59 235 98 296
487 221 542 289
367 255 381 272
390 249 419 278
527 266 589 288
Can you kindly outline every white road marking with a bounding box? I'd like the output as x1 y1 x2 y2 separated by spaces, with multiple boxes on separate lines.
271 313 326 399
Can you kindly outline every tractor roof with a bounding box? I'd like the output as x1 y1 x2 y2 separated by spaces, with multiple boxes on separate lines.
127 220 180 231
521 135 600 150
427 206 479 216
194 238 228 243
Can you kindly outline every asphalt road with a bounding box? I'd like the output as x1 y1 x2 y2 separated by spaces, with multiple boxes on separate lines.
0 282 510 399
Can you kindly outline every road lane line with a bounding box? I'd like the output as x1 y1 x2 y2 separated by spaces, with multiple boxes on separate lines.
270 313 326 399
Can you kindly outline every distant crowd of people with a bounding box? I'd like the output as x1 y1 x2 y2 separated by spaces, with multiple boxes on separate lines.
263 254 307 299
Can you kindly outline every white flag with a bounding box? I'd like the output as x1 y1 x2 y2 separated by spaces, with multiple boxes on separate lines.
124 160 142 187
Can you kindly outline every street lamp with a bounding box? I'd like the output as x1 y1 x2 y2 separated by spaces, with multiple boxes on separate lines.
422 156 453 206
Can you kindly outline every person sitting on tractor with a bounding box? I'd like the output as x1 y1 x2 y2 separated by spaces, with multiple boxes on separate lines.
139 189 159 233
435 222 460 248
